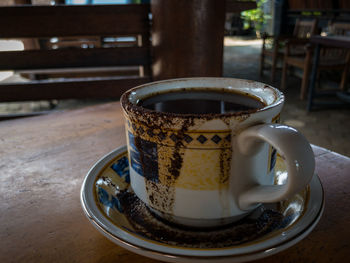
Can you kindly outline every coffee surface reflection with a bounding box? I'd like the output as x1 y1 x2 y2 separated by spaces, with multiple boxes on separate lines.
137 89 265 114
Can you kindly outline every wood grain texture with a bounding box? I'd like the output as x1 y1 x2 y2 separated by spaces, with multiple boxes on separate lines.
0 103 349 262
0 103 135 263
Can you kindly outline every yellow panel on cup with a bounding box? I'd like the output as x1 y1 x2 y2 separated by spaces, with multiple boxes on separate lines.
175 149 230 190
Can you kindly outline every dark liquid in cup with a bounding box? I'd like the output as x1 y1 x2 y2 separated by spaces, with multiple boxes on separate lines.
137 89 265 114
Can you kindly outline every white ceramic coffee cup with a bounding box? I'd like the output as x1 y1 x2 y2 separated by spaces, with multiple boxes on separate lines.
121 78 315 228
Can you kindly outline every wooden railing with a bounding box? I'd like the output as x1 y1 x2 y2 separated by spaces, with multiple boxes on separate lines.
0 4 152 103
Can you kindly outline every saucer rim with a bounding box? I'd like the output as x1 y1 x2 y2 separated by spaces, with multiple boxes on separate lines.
81 145 324 261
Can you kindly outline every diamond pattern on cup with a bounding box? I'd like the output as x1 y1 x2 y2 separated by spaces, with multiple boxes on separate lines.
211 135 222 144
147 129 154 137
157 131 166 140
197 135 208 144
170 133 178 143
225 134 231 142
138 126 144 135
183 134 193 143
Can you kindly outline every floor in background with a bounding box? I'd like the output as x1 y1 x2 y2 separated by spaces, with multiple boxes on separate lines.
223 36 350 157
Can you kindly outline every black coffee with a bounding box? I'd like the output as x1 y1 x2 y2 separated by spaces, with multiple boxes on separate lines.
137 89 265 114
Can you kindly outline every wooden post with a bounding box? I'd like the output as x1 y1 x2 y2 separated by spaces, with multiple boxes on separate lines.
150 0 225 80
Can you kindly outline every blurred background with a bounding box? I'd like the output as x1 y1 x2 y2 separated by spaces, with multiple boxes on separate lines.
0 0 349 156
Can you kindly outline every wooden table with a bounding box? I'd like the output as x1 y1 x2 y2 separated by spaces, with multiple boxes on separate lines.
307 35 350 111
1 102 350 263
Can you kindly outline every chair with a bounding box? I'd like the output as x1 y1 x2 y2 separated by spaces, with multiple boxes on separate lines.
0 4 152 120
260 19 318 82
281 22 350 100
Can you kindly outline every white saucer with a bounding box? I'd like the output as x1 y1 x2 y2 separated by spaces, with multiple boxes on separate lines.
81 145 324 263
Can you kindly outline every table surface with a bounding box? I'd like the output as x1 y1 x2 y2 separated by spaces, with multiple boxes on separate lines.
310 35 350 49
1 102 350 263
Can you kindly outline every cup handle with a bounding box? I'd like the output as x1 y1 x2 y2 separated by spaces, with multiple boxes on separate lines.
236 123 315 210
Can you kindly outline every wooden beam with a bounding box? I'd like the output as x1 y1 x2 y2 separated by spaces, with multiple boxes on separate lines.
0 47 150 70
17 66 140 79
226 0 257 13
0 76 151 102
0 4 150 38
